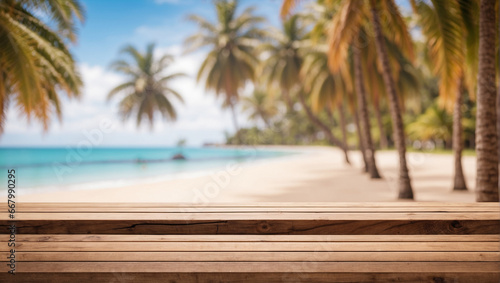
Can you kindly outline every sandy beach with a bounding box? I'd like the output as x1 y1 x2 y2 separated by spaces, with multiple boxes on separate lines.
14 146 477 203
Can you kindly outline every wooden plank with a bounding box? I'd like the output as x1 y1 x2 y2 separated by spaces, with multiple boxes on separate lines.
15 207 500 212
3 219 497 234
16 202 500 207
13 262 500 273
10 241 499 252
2 272 499 283
8 251 500 262
3 203 497 281
5 212 500 220
8 234 500 242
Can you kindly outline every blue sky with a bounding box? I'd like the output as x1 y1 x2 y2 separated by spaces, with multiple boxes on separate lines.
75 0 281 66
1 0 283 147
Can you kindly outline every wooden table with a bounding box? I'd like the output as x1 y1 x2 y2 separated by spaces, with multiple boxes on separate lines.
1 202 499 282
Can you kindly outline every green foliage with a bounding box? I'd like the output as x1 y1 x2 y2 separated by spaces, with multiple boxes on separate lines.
411 0 479 106
407 102 453 145
0 0 85 133
176 138 187 147
226 102 339 146
185 0 265 105
259 14 306 110
241 88 279 127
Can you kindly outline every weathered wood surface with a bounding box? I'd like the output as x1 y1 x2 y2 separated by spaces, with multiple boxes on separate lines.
10 261 500 273
8 241 499 252
6 234 499 242
5 212 500 220
15 202 500 207
6 251 500 262
2 219 497 235
1 203 499 282
1 272 499 283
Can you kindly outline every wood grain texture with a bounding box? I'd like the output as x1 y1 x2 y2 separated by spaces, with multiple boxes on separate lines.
7 234 500 242
8 251 500 262
16 202 500 207
10 241 499 252
16 206 500 212
2 202 498 282
2 272 499 283
2 219 498 234
13 262 500 273
5 212 500 220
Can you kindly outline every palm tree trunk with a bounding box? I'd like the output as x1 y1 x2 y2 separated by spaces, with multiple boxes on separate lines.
0 71 6 134
369 0 413 198
282 89 294 112
476 0 499 202
338 103 349 152
373 100 388 149
298 92 351 164
228 99 242 145
353 107 369 172
452 75 467 191
259 110 272 129
325 107 338 127
353 44 381 179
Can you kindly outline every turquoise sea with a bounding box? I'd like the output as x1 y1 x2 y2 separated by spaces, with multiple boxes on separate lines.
0 147 292 193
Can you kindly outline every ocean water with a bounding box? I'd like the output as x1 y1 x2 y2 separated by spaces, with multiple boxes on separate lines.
0 147 292 193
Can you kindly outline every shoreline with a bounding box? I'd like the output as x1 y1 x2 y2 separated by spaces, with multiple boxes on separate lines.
10 146 477 203
14 146 303 196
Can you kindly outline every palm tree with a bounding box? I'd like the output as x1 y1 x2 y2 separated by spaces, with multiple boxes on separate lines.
411 0 479 191
296 86 350 163
363 53 389 150
352 42 381 179
368 0 414 198
241 88 278 128
107 44 185 128
301 2 355 155
350 97 369 172
282 0 416 194
327 2 382 178
185 0 264 144
304 0 375 169
301 47 351 155
0 0 84 133
262 14 350 163
475 0 499 202
260 14 304 111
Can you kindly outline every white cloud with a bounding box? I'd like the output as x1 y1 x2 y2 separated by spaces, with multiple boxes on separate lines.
1 44 251 147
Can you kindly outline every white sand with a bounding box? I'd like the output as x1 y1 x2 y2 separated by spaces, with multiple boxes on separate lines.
14 146 477 203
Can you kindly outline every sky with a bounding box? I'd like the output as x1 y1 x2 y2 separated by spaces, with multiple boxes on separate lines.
1 0 283 147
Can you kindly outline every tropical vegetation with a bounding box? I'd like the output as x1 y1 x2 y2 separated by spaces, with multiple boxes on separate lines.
184 0 265 143
0 0 85 133
107 43 186 128
3 0 499 202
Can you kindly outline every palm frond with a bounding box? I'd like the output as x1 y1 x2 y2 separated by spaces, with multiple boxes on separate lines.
108 44 184 129
412 0 464 108
327 0 365 72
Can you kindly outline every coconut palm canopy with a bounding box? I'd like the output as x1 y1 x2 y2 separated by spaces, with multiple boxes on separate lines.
1 0 498 201
107 43 186 128
0 0 85 133
185 0 264 105
241 88 278 127
260 14 306 98
184 0 265 139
